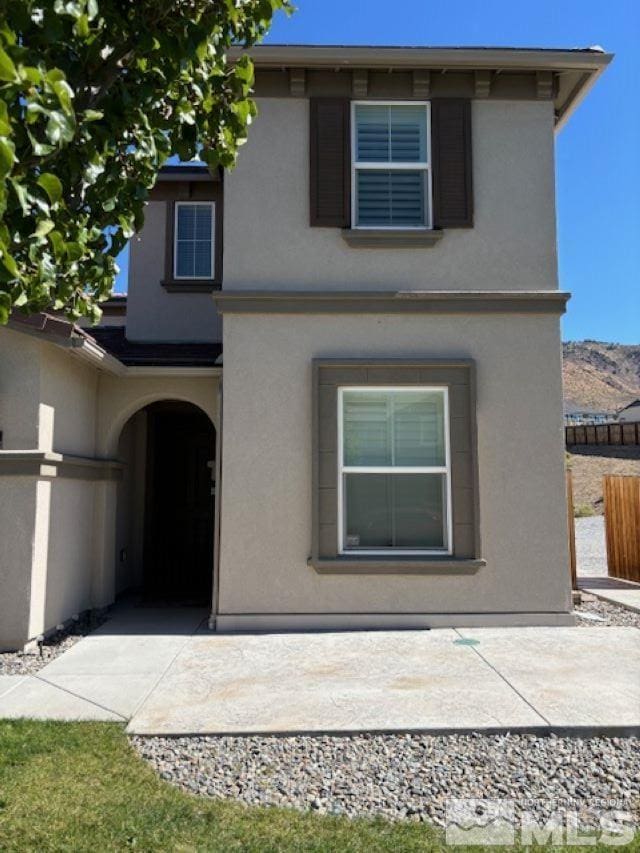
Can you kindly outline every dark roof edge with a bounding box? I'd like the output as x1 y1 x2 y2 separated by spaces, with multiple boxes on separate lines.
157 165 219 182
8 311 85 344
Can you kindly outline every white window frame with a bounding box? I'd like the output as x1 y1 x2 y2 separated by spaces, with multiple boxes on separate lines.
173 200 216 280
351 101 432 231
337 386 452 556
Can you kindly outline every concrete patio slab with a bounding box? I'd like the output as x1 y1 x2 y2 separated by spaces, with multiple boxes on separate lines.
0 675 25 699
38 673 162 719
456 626 640 731
0 675 123 721
0 606 206 722
41 607 207 677
128 629 548 736
2 604 638 736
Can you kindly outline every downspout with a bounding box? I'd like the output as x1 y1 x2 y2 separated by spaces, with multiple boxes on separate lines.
209 378 223 630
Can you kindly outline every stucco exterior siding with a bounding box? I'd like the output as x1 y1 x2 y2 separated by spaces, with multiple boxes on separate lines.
0 326 221 647
0 328 41 449
35 479 96 635
0 335 102 647
217 311 570 624
223 99 558 293
0 477 38 649
95 373 219 455
39 345 98 455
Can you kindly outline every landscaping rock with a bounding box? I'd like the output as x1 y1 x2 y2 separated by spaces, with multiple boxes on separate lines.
0 611 107 675
574 598 640 628
131 731 640 828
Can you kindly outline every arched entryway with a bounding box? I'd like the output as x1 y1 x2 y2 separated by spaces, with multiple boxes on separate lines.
115 400 216 604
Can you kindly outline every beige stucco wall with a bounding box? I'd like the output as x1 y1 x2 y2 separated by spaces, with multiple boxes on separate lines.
124 97 558 344
96 372 219 455
126 200 223 343
0 324 220 647
38 479 96 632
218 311 570 624
39 345 98 455
0 333 101 646
0 476 38 649
0 328 41 449
223 98 558 292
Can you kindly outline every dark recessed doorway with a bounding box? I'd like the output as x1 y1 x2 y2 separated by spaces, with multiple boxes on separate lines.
143 401 215 604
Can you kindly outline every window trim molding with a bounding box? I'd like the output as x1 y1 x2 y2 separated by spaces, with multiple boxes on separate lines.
310 359 481 574
173 200 216 281
337 386 453 556
159 180 223 292
350 100 433 231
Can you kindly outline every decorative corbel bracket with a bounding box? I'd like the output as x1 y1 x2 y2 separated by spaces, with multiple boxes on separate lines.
412 70 431 98
536 71 554 99
352 69 368 97
474 70 492 98
289 68 306 97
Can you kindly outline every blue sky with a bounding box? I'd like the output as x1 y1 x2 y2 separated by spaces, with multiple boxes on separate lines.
115 0 639 344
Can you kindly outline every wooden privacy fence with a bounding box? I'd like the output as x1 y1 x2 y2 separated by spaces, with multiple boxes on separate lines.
566 469 577 589
603 475 640 583
566 422 640 447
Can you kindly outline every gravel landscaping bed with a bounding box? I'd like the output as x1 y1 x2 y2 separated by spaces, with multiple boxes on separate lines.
0 611 107 675
574 597 640 628
132 732 640 828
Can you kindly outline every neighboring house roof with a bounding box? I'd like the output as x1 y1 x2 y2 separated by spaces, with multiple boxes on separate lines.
618 399 640 413
230 43 613 129
89 326 222 367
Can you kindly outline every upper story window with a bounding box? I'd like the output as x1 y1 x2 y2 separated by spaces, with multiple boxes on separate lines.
174 202 215 280
352 102 432 230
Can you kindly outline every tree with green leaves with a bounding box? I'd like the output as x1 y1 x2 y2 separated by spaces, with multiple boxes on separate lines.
0 0 291 324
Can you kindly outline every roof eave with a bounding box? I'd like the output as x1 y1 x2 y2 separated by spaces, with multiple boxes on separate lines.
554 60 610 130
230 45 613 128
230 45 613 72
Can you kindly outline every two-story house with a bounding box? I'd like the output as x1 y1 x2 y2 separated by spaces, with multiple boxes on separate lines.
0 45 611 649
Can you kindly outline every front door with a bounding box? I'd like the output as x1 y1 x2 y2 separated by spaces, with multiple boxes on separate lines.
144 402 215 603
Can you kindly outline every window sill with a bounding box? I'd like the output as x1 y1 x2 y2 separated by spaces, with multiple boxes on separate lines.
308 556 485 575
161 280 220 293
341 229 444 249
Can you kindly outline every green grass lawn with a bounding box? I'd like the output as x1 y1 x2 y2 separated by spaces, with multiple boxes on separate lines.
0 719 637 852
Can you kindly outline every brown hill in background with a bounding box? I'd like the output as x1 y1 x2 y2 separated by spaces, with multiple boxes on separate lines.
563 340 640 414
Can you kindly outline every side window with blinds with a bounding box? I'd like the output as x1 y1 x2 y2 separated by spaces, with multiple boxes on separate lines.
174 202 215 279
310 96 472 233
352 103 431 229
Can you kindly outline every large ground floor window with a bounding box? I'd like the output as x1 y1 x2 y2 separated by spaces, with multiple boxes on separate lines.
338 387 452 555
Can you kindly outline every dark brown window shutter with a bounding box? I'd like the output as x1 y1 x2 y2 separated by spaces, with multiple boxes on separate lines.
309 98 350 227
431 99 473 228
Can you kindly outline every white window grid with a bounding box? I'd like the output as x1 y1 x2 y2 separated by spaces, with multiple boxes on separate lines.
337 386 452 556
350 101 433 231
173 201 216 280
